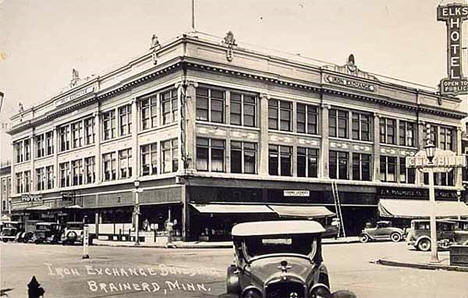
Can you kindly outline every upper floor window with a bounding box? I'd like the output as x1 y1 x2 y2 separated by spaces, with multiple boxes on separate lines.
71 121 83 148
297 147 318 178
84 117 95 145
439 127 454 151
119 105 132 136
161 138 179 173
352 112 371 141
46 166 54 189
24 139 31 161
141 143 158 176
35 134 45 158
140 95 158 130
46 131 54 155
297 104 318 135
84 157 95 184
36 168 45 191
161 89 178 125
329 151 348 179
268 99 292 131
71 159 83 186
231 141 257 174
196 138 225 172
118 148 133 179
230 93 257 127
380 156 396 182
15 141 24 163
103 152 116 181
59 162 70 187
352 153 371 181
269 145 292 176
102 110 116 141
59 125 70 151
399 121 416 147
16 173 23 194
196 87 225 123
380 118 396 144
329 109 348 138
400 157 415 184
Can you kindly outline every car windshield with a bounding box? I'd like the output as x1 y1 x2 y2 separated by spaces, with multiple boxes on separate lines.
243 235 317 261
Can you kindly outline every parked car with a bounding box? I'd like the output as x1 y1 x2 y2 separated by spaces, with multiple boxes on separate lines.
360 221 404 243
32 222 63 244
226 220 332 298
61 222 84 245
449 219 468 246
0 221 22 242
406 219 456 251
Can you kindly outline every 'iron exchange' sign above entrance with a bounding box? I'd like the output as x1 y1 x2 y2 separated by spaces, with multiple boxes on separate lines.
437 4 468 95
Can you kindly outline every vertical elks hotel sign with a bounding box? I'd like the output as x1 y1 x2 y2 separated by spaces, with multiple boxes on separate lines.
438 4 468 95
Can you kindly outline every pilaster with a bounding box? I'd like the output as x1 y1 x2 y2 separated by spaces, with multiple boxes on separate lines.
184 81 198 172
131 97 138 179
259 93 270 176
373 113 381 182
94 104 102 183
319 104 330 179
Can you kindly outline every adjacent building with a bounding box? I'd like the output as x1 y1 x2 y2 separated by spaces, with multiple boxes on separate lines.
7 32 467 239
0 161 11 220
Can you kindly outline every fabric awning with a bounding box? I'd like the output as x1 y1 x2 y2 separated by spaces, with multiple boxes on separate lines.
27 205 51 211
378 199 468 218
268 205 335 219
190 204 274 214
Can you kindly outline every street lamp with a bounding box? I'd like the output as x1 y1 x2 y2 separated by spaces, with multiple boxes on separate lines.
134 179 140 246
424 124 439 263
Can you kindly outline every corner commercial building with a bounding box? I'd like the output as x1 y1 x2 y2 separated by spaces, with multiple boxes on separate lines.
7 32 467 239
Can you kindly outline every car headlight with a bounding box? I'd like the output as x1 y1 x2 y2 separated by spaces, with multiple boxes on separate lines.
242 287 262 298
310 283 331 298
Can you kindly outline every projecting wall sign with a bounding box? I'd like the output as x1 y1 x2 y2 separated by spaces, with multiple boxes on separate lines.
437 4 468 95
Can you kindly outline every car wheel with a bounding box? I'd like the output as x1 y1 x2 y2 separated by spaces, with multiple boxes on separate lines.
67 231 77 244
2 238 8 243
390 233 402 242
418 239 431 251
360 234 369 243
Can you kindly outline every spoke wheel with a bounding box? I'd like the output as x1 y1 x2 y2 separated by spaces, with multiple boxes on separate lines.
418 239 431 251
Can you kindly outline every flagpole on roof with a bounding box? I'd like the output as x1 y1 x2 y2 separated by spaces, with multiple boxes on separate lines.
191 0 195 31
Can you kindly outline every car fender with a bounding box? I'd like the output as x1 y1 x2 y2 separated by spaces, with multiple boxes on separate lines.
361 231 376 241
226 265 240 295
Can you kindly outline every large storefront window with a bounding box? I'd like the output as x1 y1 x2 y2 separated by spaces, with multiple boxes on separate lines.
399 121 416 147
269 145 292 176
196 138 225 172
352 153 371 181
297 147 318 178
230 92 256 127
380 156 396 182
196 87 225 123
352 112 371 141
231 141 257 174
329 151 348 179
141 143 158 176
297 104 318 135
399 157 415 184
329 109 348 138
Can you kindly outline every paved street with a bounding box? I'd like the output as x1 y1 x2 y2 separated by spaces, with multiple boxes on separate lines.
1 242 468 298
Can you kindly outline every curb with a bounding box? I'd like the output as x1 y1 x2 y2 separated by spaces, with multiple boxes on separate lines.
375 259 468 273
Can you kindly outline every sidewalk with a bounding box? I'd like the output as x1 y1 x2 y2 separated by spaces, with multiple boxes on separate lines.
374 249 468 273
93 236 360 249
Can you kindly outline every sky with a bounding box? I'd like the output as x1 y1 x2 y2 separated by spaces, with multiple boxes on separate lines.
0 0 467 162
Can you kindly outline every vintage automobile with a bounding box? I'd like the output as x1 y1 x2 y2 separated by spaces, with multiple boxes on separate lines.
449 219 468 246
406 219 456 251
0 221 22 242
359 221 404 243
32 222 63 244
226 220 333 298
61 221 84 245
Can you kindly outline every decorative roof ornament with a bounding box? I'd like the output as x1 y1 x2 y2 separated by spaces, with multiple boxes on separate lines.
18 102 24 122
150 34 161 65
70 69 80 88
346 54 357 73
222 31 237 62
